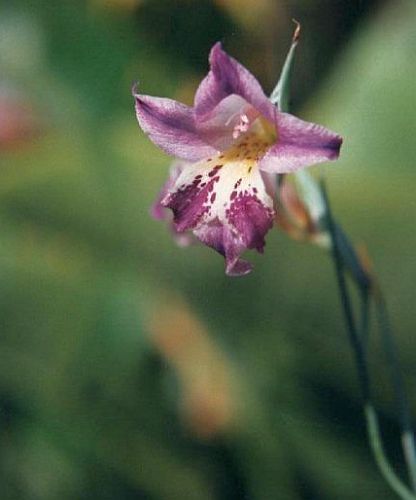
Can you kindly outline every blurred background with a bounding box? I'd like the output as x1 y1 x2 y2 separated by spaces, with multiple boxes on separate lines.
0 0 415 498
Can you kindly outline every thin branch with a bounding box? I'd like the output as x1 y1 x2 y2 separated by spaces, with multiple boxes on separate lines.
320 180 370 401
320 179 415 499
365 404 416 500
374 288 416 493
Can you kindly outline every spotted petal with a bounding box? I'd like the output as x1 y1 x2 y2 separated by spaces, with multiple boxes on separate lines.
259 113 342 173
161 154 275 276
133 90 218 162
151 161 194 247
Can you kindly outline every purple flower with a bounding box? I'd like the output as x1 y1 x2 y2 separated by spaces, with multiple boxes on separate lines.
133 43 342 276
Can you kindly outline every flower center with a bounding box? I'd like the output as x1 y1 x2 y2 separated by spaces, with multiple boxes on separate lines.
222 117 276 173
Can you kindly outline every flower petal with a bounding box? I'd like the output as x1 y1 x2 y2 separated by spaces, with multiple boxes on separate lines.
194 43 277 127
194 94 258 151
161 156 275 275
259 113 342 173
133 89 217 161
151 161 194 247
150 161 186 220
194 222 253 276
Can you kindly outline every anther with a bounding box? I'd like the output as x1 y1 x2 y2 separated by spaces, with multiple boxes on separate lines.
232 113 250 140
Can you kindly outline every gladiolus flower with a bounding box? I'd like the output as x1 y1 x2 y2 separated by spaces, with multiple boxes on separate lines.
133 43 342 275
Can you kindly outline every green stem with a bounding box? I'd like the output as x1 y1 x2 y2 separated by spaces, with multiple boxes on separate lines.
321 180 415 499
365 404 416 500
272 21 415 498
320 180 370 401
374 290 416 493
360 289 370 350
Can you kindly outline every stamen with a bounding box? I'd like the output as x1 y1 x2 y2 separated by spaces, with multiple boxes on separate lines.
232 113 250 140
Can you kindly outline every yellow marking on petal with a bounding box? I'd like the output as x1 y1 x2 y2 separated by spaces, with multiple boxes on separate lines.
219 117 276 175
190 117 276 187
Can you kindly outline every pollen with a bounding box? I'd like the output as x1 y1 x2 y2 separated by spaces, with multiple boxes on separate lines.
221 119 275 171
197 117 276 182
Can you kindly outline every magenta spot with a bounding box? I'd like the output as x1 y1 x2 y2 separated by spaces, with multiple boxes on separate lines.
165 175 218 232
210 193 216 203
253 187 258 193
208 165 223 177
195 174 203 180
225 193 274 251
234 178 242 189
230 191 237 200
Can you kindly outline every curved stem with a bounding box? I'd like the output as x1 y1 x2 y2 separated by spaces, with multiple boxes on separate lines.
320 180 370 401
365 404 416 500
360 289 370 351
272 22 415 498
373 288 416 493
321 179 415 499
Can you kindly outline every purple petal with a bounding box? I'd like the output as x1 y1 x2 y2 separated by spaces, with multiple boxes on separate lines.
133 88 217 162
194 222 253 276
194 94 257 151
151 161 194 247
150 161 186 220
259 113 342 174
161 155 275 276
194 43 277 128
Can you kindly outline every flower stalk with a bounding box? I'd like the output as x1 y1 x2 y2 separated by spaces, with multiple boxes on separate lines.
322 180 416 499
365 403 416 500
320 180 370 402
374 287 416 493
274 22 416 499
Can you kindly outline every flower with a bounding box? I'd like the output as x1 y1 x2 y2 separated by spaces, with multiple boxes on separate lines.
133 43 342 276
